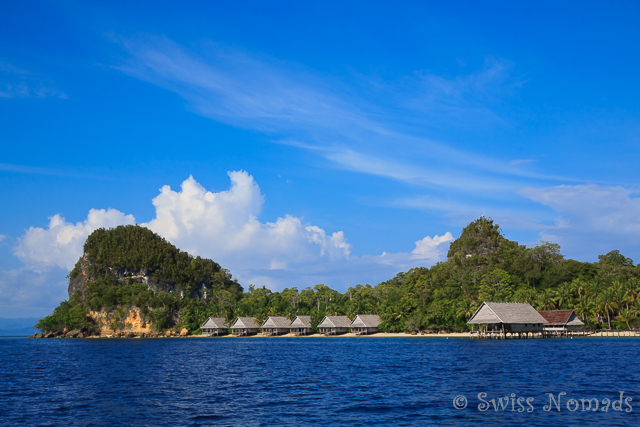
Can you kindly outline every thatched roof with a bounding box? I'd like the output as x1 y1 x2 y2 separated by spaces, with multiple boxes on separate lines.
201 317 228 329
231 317 260 329
289 316 312 328
539 310 584 326
317 315 351 328
261 316 291 329
350 314 381 328
467 302 548 325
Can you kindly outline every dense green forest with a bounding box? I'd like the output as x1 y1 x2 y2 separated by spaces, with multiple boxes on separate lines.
37 219 640 334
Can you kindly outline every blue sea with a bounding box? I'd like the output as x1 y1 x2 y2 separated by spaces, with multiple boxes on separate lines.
1 337 638 426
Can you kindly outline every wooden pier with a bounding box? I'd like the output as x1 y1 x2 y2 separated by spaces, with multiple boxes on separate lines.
470 329 640 339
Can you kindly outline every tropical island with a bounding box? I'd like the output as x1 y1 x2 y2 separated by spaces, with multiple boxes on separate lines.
34 217 640 338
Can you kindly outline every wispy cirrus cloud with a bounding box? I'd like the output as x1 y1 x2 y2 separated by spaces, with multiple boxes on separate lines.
113 36 572 197
0 61 67 99
0 163 111 180
519 184 640 260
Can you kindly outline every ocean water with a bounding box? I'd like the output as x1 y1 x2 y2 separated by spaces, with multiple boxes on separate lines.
1 337 638 426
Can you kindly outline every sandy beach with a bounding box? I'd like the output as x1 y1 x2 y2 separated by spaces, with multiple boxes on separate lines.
207 331 472 338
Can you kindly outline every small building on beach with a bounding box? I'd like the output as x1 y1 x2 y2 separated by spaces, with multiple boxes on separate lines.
200 317 228 336
261 316 291 336
317 316 351 335
230 317 260 336
289 315 313 336
538 309 584 332
350 314 381 335
467 302 547 334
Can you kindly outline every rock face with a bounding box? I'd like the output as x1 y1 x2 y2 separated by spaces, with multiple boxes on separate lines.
68 268 88 301
180 328 189 336
88 308 154 337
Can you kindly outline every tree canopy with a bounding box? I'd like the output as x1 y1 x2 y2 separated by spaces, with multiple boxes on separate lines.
38 218 640 334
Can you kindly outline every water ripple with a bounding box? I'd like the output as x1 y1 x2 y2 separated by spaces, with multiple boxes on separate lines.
0 337 638 426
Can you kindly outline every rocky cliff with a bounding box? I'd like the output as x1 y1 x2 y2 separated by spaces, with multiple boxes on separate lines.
67 225 243 300
37 225 243 335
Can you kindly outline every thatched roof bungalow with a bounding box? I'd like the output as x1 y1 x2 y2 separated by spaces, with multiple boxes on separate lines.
317 315 351 335
200 317 228 336
467 302 547 333
231 317 260 336
261 316 290 336
350 314 381 335
289 315 313 336
539 310 584 332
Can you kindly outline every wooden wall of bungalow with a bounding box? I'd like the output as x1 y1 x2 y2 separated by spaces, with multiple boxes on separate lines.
289 315 313 336
350 314 381 335
231 317 260 336
467 302 547 333
538 310 584 332
261 316 291 336
200 317 229 336
317 315 351 335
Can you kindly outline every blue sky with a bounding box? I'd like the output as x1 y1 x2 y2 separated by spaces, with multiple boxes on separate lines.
2 1 640 317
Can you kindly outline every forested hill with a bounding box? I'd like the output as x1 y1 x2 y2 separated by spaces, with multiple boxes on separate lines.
37 218 640 334
68 225 242 299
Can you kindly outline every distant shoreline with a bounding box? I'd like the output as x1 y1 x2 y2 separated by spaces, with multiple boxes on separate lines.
77 331 639 339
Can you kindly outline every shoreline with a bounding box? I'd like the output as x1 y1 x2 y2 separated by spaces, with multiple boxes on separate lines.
27 330 640 339
84 331 638 339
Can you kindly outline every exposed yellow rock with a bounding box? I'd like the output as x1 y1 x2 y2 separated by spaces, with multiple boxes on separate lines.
88 308 154 336
180 328 189 336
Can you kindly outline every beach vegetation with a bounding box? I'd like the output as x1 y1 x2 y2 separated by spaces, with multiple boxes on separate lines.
37 219 640 334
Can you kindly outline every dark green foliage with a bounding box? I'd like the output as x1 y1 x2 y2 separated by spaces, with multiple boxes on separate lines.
36 294 94 333
599 250 634 267
70 225 243 297
447 217 513 260
38 218 640 334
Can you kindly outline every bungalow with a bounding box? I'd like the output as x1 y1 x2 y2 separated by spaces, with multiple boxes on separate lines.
200 317 228 336
467 302 548 334
261 316 291 336
289 315 313 336
230 317 260 336
350 314 381 335
317 315 351 335
538 309 584 332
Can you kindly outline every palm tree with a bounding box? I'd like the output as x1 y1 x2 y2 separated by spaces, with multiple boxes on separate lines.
584 278 602 302
535 289 554 310
615 308 637 330
574 299 595 322
456 299 476 320
622 279 638 311
598 290 618 330
554 283 573 309
611 280 629 316
569 278 586 300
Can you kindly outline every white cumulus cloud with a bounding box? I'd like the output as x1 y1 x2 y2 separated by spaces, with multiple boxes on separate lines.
8 171 453 313
142 171 352 272
14 208 136 270
374 232 454 268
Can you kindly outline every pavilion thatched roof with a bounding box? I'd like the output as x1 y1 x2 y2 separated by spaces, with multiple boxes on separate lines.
467 302 548 325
